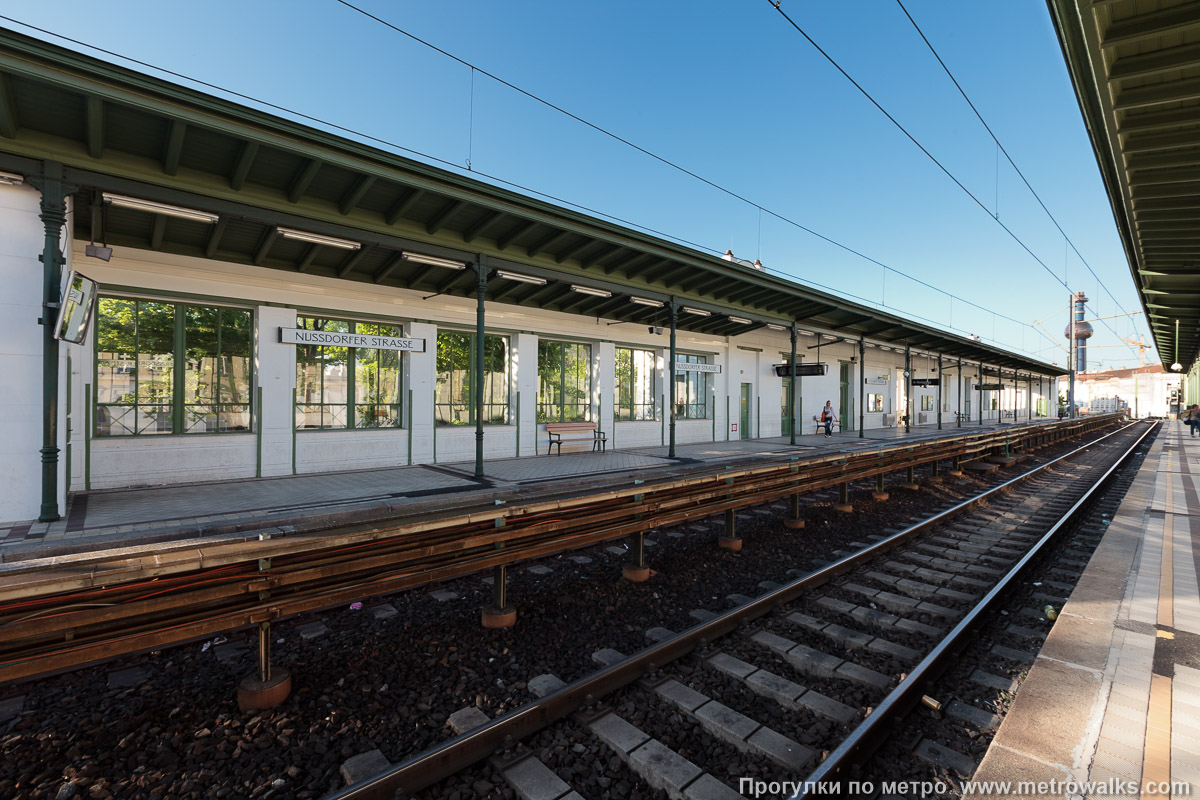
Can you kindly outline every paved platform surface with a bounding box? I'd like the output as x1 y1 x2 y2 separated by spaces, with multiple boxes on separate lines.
974 420 1200 798
0 417 1051 560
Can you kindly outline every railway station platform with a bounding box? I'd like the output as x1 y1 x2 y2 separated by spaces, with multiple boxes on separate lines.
0 417 1059 561
974 419 1200 796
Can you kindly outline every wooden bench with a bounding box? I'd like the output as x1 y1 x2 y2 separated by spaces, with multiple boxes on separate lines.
545 422 607 455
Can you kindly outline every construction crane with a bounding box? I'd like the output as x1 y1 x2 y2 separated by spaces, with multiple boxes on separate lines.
1120 335 1149 366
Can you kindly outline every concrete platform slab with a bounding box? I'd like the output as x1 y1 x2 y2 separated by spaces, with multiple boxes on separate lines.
975 422 1200 792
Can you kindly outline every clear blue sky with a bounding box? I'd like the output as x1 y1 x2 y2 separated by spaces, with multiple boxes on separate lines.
0 0 1156 370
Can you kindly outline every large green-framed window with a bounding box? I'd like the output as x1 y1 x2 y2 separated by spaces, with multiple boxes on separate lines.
435 331 510 426
674 354 711 419
615 347 657 421
295 316 402 429
537 340 591 422
95 298 252 435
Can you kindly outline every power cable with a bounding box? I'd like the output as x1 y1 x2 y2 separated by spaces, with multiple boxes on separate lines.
764 1 1071 296
329 1 1048 352
2 13 1049 360
894 0 1145 351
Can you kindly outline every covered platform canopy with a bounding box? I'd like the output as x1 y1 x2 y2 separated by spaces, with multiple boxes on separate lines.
1047 0 1200 373
0 28 1060 373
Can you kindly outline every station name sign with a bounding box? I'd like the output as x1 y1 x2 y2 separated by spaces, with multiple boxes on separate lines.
910 378 940 387
675 361 721 374
279 327 426 352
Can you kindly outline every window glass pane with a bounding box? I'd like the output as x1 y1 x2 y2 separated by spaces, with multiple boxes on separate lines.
483 334 509 423
184 306 219 405
96 298 175 436
436 331 471 425
136 302 175 421
295 316 349 429
537 340 563 422
616 348 656 421
96 298 136 406
219 309 253 405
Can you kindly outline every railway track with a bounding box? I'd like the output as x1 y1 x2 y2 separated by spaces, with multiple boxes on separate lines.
325 419 1154 800
0 416 1116 685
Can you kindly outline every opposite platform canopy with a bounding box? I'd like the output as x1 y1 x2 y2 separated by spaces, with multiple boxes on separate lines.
0 28 1062 374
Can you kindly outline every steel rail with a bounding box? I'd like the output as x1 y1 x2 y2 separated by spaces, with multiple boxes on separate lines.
324 419 1145 800
0 417 1118 683
794 419 1157 796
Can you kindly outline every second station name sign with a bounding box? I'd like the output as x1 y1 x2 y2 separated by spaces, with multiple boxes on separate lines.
674 361 722 373
280 327 427 352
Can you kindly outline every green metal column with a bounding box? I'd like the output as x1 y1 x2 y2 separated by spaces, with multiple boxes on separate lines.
937 354 943 430
668 300 678 459
789 324 797 445
858 336 865 438
958 358 963 428
904 342 911 434
473 264 487 478
32 162 71 522
978 362 983 426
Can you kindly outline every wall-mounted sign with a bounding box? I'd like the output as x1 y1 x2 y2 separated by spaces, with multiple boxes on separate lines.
675 361 721 373
774 363 827 377
865 377 888 385
280 327 426 352
975 383 1004 391
911 378 940 387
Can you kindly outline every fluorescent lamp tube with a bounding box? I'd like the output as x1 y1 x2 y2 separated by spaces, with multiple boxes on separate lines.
401 251 466 269
276 227 361 250
102 193 219 224
629 296 664 308
682 306 710 317
728 316 752 325
495 270 547 285
569 284 612 298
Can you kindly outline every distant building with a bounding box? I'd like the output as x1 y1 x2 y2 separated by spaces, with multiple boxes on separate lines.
1058 365 1180 418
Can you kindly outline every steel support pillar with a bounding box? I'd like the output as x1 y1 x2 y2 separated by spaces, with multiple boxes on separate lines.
623 531 651 582
482 563 516 628
785 492 805 530
835 481 853 513
789 324 798 446
720 508 742 551
858 336 865 438
668 301 678 459
473 264 487 479
30 162 71 522
873 473 888 501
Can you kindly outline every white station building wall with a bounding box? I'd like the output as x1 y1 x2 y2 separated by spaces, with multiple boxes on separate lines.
0 183 1054 521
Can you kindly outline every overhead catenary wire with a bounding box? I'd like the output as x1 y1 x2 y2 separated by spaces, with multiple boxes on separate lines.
764 1 1071 297
893 0 1147 357
327 2 1049 351
3 13 1046 358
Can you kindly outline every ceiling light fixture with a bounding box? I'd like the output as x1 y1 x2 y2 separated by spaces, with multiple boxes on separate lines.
495 270 547 285
0 170 24 186
629 296 664 308
569 284 612 298
765 323 786 331
102 193 219 224
797 330 816 337
728 316 752 325
682 306 710 317
276 227 361 250
401 251 466 269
